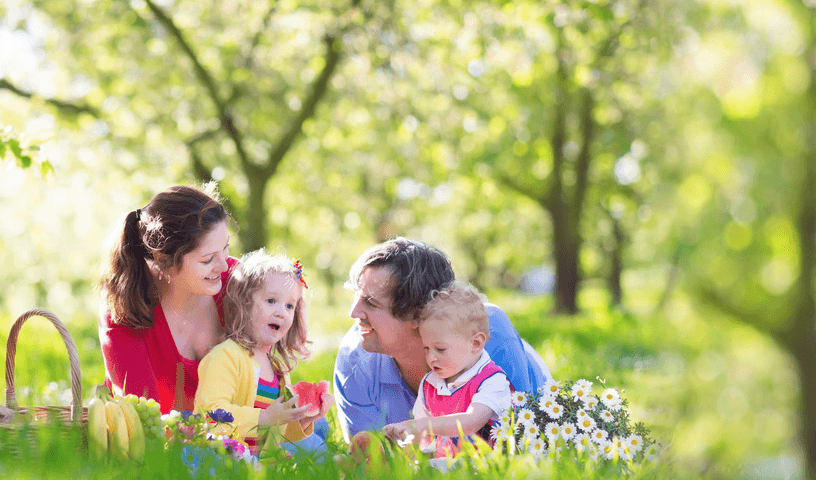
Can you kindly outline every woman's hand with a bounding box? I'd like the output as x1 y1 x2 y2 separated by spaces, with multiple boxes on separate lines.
298 393 334 430
259 394 313 427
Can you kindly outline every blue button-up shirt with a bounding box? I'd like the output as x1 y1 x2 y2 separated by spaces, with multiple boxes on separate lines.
333 304 551 441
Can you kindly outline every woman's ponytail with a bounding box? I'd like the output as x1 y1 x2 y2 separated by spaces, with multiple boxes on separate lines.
100 209 157 328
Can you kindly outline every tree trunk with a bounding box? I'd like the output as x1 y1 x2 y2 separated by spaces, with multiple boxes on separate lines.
551 202 580 313
242 173 269 252
608 216 624 307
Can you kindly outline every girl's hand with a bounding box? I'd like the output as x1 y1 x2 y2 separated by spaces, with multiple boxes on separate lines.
299 393 334 430
259 394 313 427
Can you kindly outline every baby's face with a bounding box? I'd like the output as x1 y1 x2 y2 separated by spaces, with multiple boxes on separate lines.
419 318 482 383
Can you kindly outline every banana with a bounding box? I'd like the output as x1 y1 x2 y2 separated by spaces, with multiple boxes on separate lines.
115 398 145 461
104 401 130 461
87 398 108 460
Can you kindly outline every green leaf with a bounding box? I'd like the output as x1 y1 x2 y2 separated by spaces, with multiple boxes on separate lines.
8 139 21 158
0 139 6 159
39 160 54 177
19 155 32 168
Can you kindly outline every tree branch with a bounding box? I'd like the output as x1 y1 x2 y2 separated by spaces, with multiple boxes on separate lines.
264 34 342 176
495 172 551 210
143 0 253 171
0 79 100 117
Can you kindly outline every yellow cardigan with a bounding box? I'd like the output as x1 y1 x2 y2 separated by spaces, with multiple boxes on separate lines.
195 339 313 442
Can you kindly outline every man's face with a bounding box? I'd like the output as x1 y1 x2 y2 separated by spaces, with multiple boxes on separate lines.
349 266 415 355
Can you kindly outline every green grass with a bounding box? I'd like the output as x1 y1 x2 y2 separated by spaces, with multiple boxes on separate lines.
0 282 802 479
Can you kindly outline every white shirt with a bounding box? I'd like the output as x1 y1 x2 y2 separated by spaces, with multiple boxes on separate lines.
412 349 512 421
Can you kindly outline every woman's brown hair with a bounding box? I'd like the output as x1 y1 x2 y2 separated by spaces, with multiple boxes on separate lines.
100 183 228 329
222 249 311 374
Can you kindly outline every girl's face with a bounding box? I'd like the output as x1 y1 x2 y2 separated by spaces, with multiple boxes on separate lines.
169 221 230 297
249 272 302 352
419 318 484 384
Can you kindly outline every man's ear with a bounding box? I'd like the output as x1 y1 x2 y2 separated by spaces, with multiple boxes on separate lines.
471 331 487 352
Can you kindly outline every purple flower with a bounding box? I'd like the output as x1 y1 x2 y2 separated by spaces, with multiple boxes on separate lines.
207 408 234 424
181 409 201 422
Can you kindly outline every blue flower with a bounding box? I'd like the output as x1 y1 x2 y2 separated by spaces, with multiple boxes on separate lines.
181 445 205 475
207 408 234 424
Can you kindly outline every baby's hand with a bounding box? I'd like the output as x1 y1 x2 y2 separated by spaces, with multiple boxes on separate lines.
382 420 413 441
299 393 334 430
259 394 313 427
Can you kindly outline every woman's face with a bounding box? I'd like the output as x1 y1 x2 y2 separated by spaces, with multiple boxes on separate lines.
168 221 230 297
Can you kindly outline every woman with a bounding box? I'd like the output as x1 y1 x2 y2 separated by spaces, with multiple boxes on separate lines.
98 184 237 413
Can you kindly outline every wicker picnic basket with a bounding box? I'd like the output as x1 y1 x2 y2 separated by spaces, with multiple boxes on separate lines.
0 308 87 455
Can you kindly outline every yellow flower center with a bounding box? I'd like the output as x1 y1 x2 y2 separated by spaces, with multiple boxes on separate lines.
578 390 584 397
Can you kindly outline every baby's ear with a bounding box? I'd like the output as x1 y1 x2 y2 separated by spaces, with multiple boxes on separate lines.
471 331 487 352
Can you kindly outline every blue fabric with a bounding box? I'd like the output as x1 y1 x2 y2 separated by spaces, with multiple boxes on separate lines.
333 303 549 442
280 417 330 464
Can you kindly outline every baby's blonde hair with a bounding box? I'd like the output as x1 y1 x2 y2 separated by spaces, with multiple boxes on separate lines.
222 249 310 374
420 281 490 339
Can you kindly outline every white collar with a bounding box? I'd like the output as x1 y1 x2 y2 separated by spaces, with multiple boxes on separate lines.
424 349 491 396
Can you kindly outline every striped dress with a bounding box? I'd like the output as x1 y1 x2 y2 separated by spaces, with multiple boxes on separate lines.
246 373 282 455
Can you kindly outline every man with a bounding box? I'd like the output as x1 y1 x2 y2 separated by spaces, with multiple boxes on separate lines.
333 238 552 441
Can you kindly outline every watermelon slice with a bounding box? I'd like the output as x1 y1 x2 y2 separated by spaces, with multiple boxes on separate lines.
283 380 330 416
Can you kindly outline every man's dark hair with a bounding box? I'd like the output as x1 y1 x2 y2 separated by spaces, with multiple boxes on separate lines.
348 237 455 321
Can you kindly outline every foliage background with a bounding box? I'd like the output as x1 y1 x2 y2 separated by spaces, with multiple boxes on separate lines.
0 0 814 478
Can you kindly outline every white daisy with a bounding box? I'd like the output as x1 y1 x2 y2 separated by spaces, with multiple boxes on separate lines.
542 379 562 396
571 382 589 403
497 428 510 442
644 443 661 461
489 424 501 442
530 438 546 457
601 388 622 410
538 394 556 413
560 422 576 441
573 433 593 453
587 444 600 461
511 391 528 407
600 409 615 423
500 409 514 426
518 408 536 426
577 378 593 391
618 444 633 461
544 422 561 440
523 423 540 439
583 398 598 410
547 403 564 419
591 428 609 445
601 440 617 460
626 434 644 453
577 415 597 432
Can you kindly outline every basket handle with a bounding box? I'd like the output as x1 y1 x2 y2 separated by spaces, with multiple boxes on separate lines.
4 308 82 423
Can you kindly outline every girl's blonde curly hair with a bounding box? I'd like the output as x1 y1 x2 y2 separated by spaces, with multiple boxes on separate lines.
222 249 310 374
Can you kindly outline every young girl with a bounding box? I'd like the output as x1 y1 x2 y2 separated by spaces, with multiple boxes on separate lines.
195 249 332 453
382 281 513 457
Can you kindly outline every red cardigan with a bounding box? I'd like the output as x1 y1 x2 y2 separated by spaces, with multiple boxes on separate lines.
98 257 238 413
